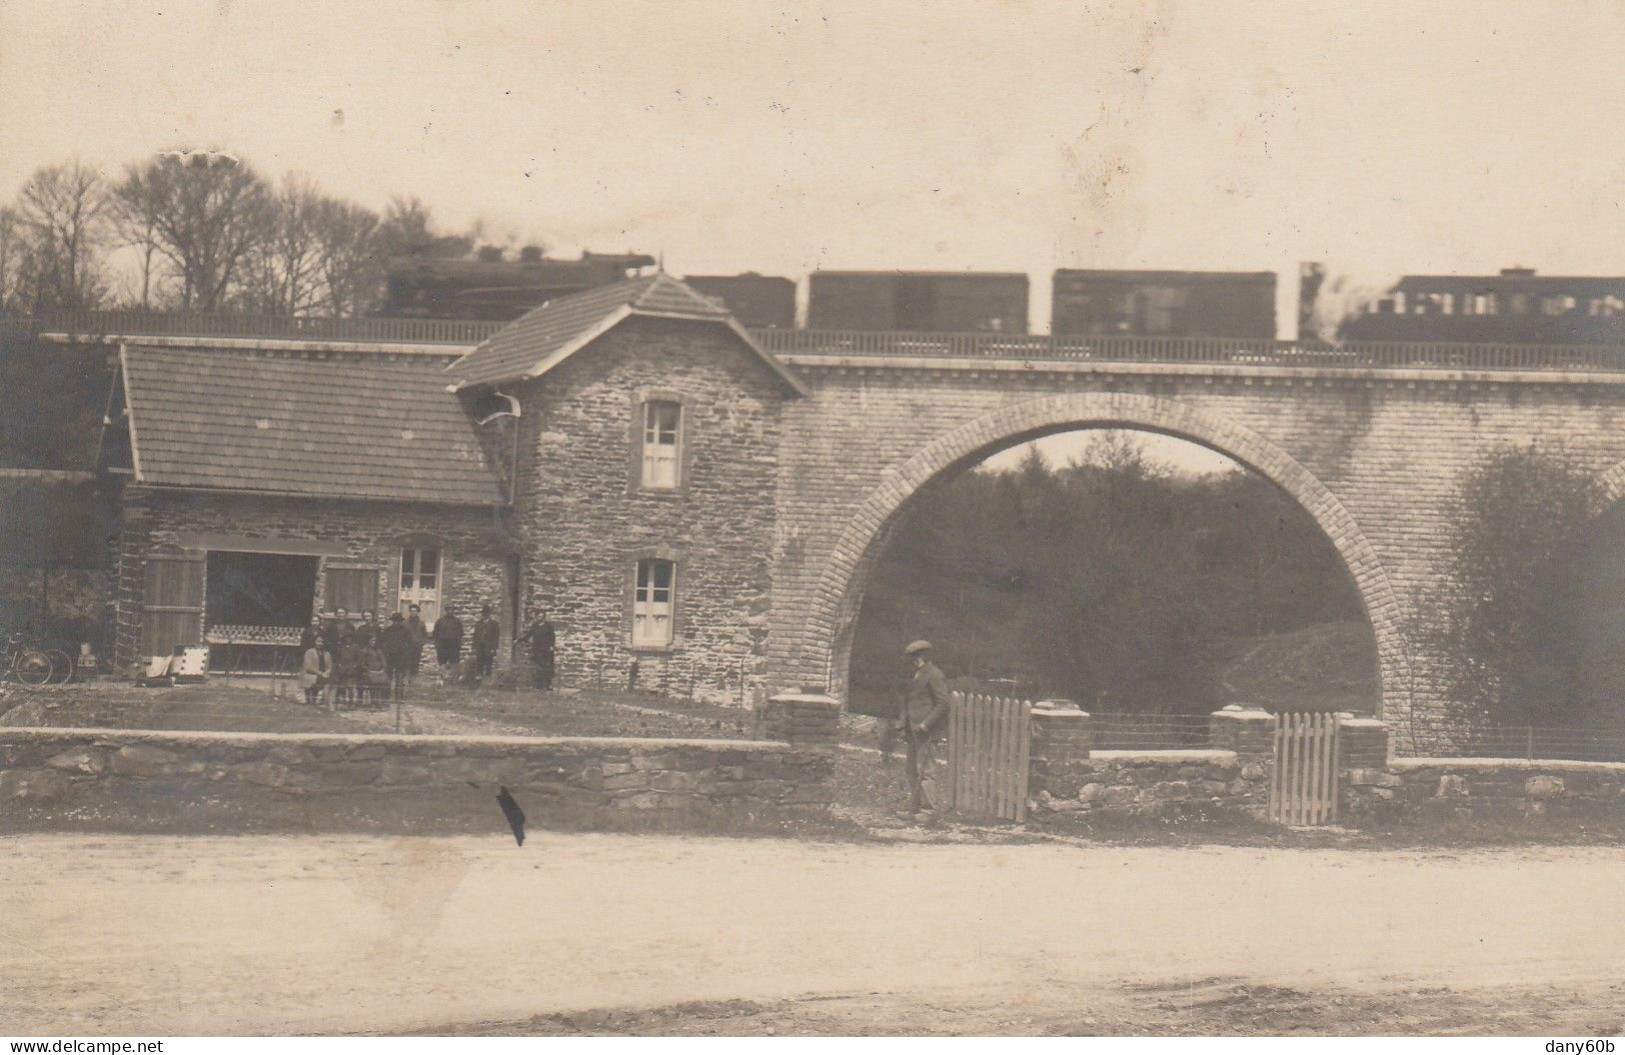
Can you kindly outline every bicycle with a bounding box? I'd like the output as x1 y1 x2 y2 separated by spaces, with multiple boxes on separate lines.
44 647 73 684
3 632 56 685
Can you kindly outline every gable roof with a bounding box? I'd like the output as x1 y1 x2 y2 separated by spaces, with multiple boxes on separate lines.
119 344 505 506
444 272 808 395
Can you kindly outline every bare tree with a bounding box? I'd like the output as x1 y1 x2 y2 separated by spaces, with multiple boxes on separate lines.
311 197 383 317
109 194 164 309
377 195 473 260
238 175 327 315
378 195 435 256
0 207 25 313
111 151 273 310
13 160 111 310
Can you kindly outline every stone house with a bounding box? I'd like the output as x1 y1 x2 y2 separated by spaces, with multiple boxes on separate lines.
102 274 807 697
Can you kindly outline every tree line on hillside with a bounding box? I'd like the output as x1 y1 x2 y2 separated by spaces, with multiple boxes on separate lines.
848 435 1372 716
0 153 495 316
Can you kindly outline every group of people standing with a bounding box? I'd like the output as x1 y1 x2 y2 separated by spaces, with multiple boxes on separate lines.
297 602 556 707
298 606 422 708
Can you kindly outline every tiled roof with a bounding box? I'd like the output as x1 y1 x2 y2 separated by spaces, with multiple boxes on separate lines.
121 345 504 506
444 272 807 395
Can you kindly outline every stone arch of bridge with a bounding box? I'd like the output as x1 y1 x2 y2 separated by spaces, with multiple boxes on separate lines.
803 391 1411 720
1593 458 1625 509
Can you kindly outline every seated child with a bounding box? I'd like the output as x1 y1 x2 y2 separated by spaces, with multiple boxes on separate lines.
361 644 388 707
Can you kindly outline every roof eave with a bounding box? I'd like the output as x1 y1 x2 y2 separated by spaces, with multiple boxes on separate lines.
136 481 509 508
448 303 636 392
118 344 145 482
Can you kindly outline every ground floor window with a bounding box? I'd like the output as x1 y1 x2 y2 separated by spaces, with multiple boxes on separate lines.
399 546 441 627
632 558 676 648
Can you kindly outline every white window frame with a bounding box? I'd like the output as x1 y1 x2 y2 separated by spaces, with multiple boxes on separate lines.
399 545 442 629
632 558 676 649
641 401 681 491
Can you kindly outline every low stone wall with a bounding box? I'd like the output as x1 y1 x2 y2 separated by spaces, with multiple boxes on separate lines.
0 727 835 834
1031 749 1271 820
1346 757 1625 823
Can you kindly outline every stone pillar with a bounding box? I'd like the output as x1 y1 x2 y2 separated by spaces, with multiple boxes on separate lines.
1337 714 1390 769
1027 699 1091 803
1208 704 1275 757
1030 699 1092 762
763 691 841 752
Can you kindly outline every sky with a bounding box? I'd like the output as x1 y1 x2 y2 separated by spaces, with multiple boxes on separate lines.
4 0 1625 339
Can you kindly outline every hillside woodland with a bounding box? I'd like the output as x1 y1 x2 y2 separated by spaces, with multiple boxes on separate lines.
848 435 1378 717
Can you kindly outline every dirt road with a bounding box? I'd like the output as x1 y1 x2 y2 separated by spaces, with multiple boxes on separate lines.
4 834 1623 1036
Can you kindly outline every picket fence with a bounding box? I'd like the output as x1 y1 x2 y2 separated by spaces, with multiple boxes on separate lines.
947 692 1031 822
1269 711 1341 825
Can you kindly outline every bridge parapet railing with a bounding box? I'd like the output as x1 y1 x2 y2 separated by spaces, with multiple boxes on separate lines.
16 309 1625 372
754 328 1625 373
22 309 508 346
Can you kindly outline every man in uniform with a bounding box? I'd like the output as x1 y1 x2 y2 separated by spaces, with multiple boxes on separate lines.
898 639 952 818
471 604 502 682
517 610 557 691
432 605 464 683
403 604 429 685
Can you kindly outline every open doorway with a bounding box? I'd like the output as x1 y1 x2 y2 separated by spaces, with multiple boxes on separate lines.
203 551 318 674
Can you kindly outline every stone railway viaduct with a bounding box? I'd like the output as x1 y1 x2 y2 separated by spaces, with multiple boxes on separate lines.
30 305 1625 742
761 344 1625 734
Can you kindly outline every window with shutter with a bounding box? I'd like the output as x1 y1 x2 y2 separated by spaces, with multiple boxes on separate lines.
324 564 379 615
632 558 676 648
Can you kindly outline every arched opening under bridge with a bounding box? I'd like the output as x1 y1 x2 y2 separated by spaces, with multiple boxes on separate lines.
800 393 1409 724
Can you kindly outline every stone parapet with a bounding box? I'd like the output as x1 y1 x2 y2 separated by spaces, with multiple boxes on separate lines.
0 727 836 833
1343 757 1625 823
1030 750 1270 820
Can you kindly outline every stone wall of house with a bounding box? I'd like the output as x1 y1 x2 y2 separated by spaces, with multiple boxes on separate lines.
0 726 836 833
510 316 788 704
113 487 517 668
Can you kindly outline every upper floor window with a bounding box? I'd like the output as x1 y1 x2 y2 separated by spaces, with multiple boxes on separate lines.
632 558 676 648
640 401 682 490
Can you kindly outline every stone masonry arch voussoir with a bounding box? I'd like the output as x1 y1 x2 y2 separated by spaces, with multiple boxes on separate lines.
804 391 1412 720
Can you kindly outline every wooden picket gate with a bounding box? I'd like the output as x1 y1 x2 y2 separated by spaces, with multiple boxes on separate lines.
947 692 1031 822
1269 711 1341 825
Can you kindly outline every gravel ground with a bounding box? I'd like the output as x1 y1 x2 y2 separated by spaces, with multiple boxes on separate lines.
4 833 1624 1036
0 680 757 739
